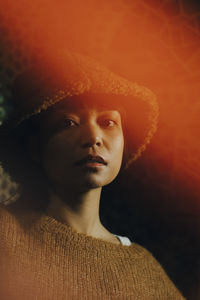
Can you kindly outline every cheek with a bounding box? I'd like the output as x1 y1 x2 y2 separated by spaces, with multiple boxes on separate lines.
41 135 72 179
102 137 124 186
113 133 124 160
108 133 124 174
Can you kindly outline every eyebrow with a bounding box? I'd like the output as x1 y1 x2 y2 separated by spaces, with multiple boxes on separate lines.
45 108 121 122
46 94 127 121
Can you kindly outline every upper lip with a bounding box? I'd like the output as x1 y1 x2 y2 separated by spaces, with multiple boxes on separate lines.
74 154 107 166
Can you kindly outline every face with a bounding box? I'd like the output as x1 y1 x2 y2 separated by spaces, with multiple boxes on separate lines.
37 95 124 192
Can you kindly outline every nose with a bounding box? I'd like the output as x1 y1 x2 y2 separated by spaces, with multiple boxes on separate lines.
80 122 102 149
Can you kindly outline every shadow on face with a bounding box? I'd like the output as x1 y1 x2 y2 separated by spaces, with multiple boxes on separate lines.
31 94 125 194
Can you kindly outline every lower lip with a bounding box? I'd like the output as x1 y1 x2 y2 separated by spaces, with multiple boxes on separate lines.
82 162 106 167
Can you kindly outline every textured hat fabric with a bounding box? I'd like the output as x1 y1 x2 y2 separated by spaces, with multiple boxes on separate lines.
0 49 159 206
0 0 158 167
1 50 159 166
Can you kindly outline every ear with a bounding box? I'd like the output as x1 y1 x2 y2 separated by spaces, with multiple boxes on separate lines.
27 135 41 164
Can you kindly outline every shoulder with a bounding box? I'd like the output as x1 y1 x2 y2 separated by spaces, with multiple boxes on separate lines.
128 242 186 299
129 241 169 274
0 204 20 230
0 204 12 222
0 204 39 232
0 205 17 241
129 241 159 260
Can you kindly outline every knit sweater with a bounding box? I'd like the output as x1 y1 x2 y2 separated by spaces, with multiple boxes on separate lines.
0 206 185 300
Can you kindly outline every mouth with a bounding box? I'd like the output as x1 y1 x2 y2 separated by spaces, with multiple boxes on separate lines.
74 155 107 167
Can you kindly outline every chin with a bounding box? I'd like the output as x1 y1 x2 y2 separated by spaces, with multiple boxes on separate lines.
80 172 118 190
80 177 106 190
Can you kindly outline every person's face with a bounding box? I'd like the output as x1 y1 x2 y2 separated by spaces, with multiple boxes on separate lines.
38 95 124 192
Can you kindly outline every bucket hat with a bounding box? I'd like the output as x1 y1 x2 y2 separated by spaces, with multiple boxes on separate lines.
0 48 159 164
0 50 159 206
0 0 158 168
0 2 159 205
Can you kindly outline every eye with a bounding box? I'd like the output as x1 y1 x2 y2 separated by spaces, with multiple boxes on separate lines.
99 118 117 127
65 119 78 128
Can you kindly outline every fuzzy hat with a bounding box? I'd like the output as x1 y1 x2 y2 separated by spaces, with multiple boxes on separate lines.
0 49 159 206
1 48 159 161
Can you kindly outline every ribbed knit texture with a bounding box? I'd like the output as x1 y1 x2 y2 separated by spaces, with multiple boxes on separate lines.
0 206 185 300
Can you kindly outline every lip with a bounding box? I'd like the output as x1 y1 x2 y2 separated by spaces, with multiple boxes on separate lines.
74 154 107 166
82 162 106 168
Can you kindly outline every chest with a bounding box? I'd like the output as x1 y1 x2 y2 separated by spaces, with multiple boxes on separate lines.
0 232 137 299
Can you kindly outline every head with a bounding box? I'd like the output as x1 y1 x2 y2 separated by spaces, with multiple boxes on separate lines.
0 51 159 209
27 93 126 194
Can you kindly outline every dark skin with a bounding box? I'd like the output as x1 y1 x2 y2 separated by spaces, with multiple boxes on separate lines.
29 95 125 244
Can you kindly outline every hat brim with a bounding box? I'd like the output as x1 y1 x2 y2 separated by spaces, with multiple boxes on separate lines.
0 51 159 168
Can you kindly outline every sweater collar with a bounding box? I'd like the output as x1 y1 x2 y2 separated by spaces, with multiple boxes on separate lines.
34 213 133 253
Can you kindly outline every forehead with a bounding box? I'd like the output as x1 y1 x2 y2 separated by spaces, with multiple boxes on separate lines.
46 93 126 116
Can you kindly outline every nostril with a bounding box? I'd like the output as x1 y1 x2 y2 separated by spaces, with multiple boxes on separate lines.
82 140 101 148
81 135 102 148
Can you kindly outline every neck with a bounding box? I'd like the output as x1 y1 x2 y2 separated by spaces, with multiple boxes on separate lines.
46 186 106 236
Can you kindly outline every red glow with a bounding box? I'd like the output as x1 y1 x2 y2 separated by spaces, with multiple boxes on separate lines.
1 0 200 209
